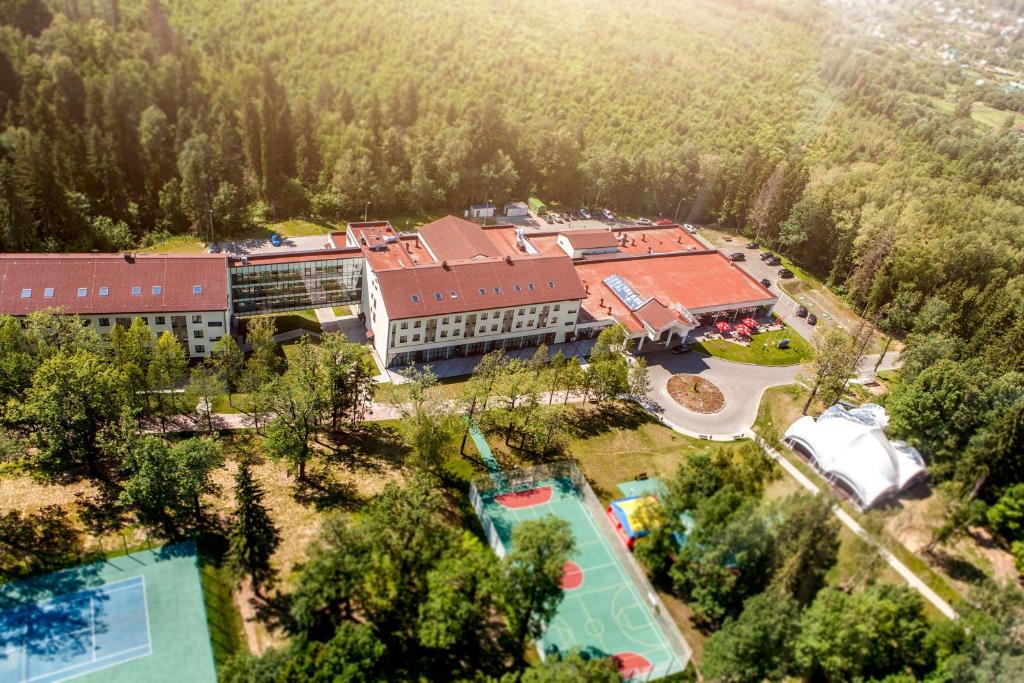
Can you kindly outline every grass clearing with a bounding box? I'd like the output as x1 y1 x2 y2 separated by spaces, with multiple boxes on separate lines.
140 234 207 253
691 324 812 366
332 306 352 317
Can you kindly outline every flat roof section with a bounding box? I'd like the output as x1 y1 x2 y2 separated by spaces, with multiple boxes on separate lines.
610 226 706 256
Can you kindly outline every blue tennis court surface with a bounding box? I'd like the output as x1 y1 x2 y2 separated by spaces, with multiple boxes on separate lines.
0 577 150 683
0 542 215 683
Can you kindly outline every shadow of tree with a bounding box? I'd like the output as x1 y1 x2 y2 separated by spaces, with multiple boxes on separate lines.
927 548 989 586
324 423 410 474
565 401 654 440
291 470 362 512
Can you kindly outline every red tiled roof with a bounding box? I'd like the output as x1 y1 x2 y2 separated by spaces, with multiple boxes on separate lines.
0 253 229 315
374 255 586 319
575 252 776 331
563 229 618 250
417 216 503 262
634 299 692 331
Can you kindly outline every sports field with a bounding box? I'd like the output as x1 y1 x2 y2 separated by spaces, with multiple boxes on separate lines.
478 477 689 680
0 542 215 683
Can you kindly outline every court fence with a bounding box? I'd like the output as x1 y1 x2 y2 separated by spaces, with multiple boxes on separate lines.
469 460 693 678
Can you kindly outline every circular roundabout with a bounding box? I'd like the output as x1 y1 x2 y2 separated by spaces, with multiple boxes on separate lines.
665 374 725 414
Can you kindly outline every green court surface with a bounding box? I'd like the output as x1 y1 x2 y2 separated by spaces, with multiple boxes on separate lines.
479 479 687 680
0 542 216 683
616 477 668 499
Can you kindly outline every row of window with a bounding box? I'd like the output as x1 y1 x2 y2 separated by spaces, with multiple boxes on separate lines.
20 285 202 299
409 280 558 304
95 316 221 328
395 305 565 332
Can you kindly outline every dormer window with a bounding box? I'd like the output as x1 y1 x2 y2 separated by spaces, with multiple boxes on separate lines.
131 286 142 296
434 292 443 301
548 281 556 288
493 287 501 294
528 283 536 291
411 294 420 303
514 284 522 292
479 288 486 295
20 289 31 299
77 288 88 297
43 288 54 298
450 290 457 299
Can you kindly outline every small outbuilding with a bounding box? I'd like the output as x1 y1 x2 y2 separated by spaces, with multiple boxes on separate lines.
527 197 547 215
467 202 496 219
784 403 926 510
504 201 529 217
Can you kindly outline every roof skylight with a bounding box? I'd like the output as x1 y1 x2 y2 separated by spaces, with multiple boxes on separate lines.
43 288 54 298
193 285 203 294
131 286 142 296
20 289 31 299
77 288 88 297
99 286 109 296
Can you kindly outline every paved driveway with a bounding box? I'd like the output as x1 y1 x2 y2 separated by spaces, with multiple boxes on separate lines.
644 349 801 438
217 234 334 256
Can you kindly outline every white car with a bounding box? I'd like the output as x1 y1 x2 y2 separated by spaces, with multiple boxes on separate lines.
636 217 652 226
602 208 614 221
684 224 697 234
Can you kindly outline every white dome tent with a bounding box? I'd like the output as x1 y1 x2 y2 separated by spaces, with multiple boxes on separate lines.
783 403 926 510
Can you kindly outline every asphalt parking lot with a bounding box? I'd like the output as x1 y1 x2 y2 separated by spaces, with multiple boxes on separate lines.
214 234 336 256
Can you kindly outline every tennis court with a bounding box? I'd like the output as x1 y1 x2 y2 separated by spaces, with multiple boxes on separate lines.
0 542 215 683
474 473 690 680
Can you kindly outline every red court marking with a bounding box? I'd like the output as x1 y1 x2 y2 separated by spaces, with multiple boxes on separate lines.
561 561 584 590
495 486 552 509
613 652 653 679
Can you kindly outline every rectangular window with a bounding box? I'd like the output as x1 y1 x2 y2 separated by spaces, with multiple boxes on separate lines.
43 288 54 298
98 318 110 327
565 321 573 326
208 321 223 327
490 324 498 332
192 315 202 324
152 285 162 295
450 290 457 299
453 329 461 335
77 288 88 297
481 312 488 320
414 320 422 328
440 331 448 338
434 292 443 301
518 308 524 315
548 281 556 288
401 322 408 330
20 289 30 298
155 316 166 325
400 335 408 343
455 316 462 323
412 294 420 303
195 345 206 354
99 287 109 296
530 307 536 314
412 334 420 342
131 286 142 296
479 288 486 296
514 284 522 292
515 321 523 329
493 287 501 294
193 285 203 294
479 327 486 334
193 330 204 339
552 317 558 324
528 283 536 291
141 317 148 325
528 320 535 327
554 304 561 311
209 336 221 342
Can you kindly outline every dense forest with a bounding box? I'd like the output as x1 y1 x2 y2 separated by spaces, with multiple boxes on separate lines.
2 0 1024 579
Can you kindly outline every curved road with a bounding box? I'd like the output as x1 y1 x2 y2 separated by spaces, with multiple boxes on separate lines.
644 349 900 439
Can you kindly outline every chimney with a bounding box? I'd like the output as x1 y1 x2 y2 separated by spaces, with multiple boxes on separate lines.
648 247 653 254
123 252 134 263
641 234 647 242
599 297 604 306
406 242 412 253
442 260 450 270
505 255 513 264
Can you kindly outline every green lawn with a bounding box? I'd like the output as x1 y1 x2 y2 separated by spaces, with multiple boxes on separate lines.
261 219 343 237
241 309 322 336
332 306 352 317
691 325 812 366
140 234 207 254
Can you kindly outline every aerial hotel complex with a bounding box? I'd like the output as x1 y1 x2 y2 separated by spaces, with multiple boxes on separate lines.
0 216 776 365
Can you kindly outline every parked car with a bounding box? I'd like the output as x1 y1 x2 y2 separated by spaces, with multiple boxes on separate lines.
655 217 673 226
778 268 794 278
553 214 564 223
728 252 745 261
270 233 282 247
684 224 697 234
561 213 572 222
601 208 614 221
671 344 691 354
579 208 592 219
207 243 221 254
760 278 772 288
807 314 817 326
636 217 653 226
795 306 809 318
760 252 776 261
777 339 791 349
765 256 782 266
746 242 759 249
543 214 555 224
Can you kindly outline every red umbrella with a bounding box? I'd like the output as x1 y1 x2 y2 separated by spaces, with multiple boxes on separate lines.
715 321 732 333
734 324 751 336
742 317 759 329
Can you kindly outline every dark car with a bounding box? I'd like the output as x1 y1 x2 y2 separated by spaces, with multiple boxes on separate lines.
807 314 817 326
270 233 282 247
765 256 782 266
777 339 791 349
207 243 221 254
728 252 745 261
760 278 772 288
543 214 555 224
671 344 691 354
760 252 776 261
795 306 809 318
746 242 759 249
778 268 794 278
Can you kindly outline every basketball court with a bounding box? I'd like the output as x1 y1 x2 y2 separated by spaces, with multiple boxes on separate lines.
0 542 215 683
478 477 688 680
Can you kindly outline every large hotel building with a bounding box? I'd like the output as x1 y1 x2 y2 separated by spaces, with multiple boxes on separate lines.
0 216 776 366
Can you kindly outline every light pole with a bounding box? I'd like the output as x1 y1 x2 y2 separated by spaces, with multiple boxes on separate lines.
363 201 371 222
206 208 214 246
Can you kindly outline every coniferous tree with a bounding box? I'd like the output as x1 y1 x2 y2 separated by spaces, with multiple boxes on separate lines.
228 459 280 595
